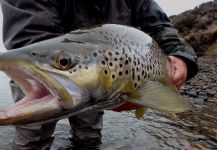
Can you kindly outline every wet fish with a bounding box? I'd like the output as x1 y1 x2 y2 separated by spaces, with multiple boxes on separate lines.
0 24 190 125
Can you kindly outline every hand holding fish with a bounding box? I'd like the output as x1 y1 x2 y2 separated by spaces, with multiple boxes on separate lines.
167 56 187 89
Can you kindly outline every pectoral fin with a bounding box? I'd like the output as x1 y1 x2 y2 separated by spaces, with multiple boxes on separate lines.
135 107 148 119
123 80 191 116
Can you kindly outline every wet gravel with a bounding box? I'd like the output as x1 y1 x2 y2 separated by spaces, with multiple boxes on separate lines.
0 56 216 150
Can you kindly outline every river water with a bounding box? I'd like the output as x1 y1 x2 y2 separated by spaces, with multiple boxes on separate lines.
0 64 216 150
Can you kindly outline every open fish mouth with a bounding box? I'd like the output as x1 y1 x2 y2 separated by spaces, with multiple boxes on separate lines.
0 64 87 125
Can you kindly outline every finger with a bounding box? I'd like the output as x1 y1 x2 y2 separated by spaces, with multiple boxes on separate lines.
168 56 187 88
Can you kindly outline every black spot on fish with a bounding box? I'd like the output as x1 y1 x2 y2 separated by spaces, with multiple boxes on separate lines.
122 47 126 52
125 60 129 65
132 68 135 80
104 70 108 75
142 70 145 76
101 61 106 65
143 73 147 78
125 70 129 75
93 52 98 57
112 74 115 79
114 58 118 61
115 51 119 55
119 64 123 68
109 62 113 66
69 71 73 74
85 66 88 69
104 35 109 40
137 58 140 65
114 39 118 44
137 75 140 81
105 57 109 61
79 65 82 68
118 72 122 76
31 52 36 56
108 52 112 56
73 69 76 72
134 83 137 88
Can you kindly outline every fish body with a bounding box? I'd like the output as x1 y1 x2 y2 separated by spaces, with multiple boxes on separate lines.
0 24 190 125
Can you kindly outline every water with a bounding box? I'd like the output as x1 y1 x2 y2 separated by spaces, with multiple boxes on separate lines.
0 73 216 150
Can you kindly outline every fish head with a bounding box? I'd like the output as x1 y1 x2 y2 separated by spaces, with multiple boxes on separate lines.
0 36 109 125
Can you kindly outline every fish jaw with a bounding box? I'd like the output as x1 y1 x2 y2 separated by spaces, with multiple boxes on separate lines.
0 60 86 125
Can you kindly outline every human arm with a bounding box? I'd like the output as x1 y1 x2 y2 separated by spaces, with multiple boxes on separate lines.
133 0 198 81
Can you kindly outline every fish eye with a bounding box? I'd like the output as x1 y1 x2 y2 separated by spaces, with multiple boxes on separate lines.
59 57 70 66
55 54 73 70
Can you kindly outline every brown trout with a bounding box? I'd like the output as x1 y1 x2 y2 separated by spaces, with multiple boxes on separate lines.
0 24 190 125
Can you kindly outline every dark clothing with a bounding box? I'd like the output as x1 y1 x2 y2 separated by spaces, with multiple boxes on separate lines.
1 0 198 149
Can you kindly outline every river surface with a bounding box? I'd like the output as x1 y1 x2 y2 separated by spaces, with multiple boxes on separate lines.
0 56 216 150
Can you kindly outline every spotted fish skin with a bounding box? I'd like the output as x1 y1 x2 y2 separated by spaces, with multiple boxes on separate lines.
64 24 170 95
0 24 190 125
63 24 190 115
90 26 168 90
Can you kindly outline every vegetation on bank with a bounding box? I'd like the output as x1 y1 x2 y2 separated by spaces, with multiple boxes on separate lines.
170 0 217 56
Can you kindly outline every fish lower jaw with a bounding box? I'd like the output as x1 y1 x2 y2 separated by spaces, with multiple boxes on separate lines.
0 67 64 125
0 95 61 125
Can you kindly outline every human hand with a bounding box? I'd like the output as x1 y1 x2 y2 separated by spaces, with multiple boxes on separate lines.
167 56 188 89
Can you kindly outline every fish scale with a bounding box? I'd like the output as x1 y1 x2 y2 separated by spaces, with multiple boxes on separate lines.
90 27 168 91
0 24 190 125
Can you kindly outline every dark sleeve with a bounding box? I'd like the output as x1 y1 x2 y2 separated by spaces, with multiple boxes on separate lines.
1 0 65 50
133 0 198 80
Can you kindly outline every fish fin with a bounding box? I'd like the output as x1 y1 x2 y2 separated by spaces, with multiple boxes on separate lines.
135 107 148 119
123 80 191 114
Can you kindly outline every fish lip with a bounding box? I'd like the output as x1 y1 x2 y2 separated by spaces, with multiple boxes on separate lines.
0 65 64 104
0 63 75 124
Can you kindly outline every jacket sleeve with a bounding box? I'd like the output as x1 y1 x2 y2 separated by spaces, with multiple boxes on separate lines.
1 0 65 50
133 0 198 80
